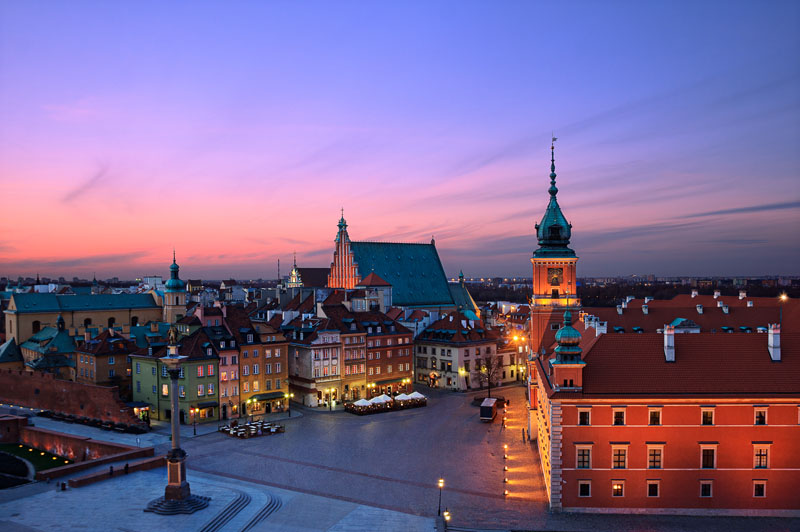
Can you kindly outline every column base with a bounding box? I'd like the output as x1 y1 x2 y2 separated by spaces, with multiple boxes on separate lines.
144 494 211 515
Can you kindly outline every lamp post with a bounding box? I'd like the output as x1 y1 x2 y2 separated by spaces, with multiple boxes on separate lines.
284 392 294 417
146 327 209 514
327 388 334 411
437 477 444 516
191 407 198 436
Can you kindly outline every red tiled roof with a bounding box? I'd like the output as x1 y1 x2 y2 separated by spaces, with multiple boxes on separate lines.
542 332 800 398
76 330 137 356
358 272 391 287
581 304 783 333
385 308 403 321
419 311 499 344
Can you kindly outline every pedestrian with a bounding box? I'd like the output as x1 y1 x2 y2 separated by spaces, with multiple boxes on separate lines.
109 465 114 477
124 463 129 475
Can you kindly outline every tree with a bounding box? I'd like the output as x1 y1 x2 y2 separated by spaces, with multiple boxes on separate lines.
477 352 503 398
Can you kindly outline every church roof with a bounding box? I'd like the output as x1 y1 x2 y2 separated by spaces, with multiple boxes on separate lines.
447 282 478 315
349 241 453 307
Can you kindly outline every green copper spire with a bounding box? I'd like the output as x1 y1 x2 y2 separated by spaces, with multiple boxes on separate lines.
534 139 575 258
335 208 349 243
165 252 186 292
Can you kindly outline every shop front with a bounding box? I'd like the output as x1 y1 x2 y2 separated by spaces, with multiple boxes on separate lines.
248 392 286 417
373 377 411 397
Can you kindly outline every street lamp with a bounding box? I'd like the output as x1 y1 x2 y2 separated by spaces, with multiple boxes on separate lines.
437 477 444 516
146 327 209 514
443 509 451 522
191 407 198 436
327 388 334 411
284 392 294 417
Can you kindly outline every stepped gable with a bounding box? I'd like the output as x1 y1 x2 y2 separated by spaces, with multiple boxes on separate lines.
539 332 800 398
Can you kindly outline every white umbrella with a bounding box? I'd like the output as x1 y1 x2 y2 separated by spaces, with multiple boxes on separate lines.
409 391 426 400
354 399 372 407
394 393 410 401
377 394 393 402
369 396 387 404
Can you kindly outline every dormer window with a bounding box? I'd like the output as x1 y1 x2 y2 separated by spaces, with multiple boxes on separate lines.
207 348 212 357
248 334 253 343
220 341 225 348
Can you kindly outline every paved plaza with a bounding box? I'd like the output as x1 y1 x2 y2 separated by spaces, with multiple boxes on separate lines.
2 386 799 531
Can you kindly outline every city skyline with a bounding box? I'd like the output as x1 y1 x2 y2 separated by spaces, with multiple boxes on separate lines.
1 1 799 279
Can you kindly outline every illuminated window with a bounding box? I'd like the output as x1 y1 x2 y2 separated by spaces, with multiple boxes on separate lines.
208 383 214 395
611 481 624 497
207 364 214 376
161 384 169 396
197 384 204 396
647 480 660 498
179 385 185 398
253 381 259 392
197 366 204 378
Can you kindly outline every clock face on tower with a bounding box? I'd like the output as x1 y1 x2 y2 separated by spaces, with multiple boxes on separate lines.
548 267 563 286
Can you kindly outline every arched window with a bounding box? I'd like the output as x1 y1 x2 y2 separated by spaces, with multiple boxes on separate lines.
32 320 41 334
108 317 116 328
84 318 92 328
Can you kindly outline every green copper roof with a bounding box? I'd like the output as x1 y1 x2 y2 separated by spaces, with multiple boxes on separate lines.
534 144 576 259
448 282 478 315
0 338 22 364
10 293 159 314
349 241 454 307
554 310 582 359
20 326 76 355
165 253 186 292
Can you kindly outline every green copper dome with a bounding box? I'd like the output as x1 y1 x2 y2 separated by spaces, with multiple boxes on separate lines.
534 143 575 258
165 252 186 292
554 310 582 359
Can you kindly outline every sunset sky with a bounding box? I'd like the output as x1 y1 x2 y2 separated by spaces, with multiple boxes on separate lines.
1 1 798 280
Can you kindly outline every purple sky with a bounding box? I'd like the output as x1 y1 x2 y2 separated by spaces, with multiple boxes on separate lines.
0 1 798 280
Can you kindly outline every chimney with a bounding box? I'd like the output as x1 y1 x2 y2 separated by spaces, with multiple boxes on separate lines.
195 305 205 324
626 296 635 303
644 297 654 303
664 325 675 362
717 300 723 308
696 304 703 314
221 305 227 318
739 290 747 300
642 304 649 315
691 290 698 298
621 300 628 309
713 290 721 299
595 321 607 337
747 301 754 308
722 305 729 314
616 305 623 315
768 324 781 361
84 330 91 343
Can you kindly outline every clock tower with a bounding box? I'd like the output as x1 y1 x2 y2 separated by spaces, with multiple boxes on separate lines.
529 140 580 357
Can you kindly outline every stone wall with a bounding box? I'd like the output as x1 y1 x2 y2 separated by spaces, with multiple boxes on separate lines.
0 369 144 427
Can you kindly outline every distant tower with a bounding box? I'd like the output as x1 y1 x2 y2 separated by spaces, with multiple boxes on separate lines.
91 273 100 295
530 140 580 356
327 210 361 289
163 251 187 323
